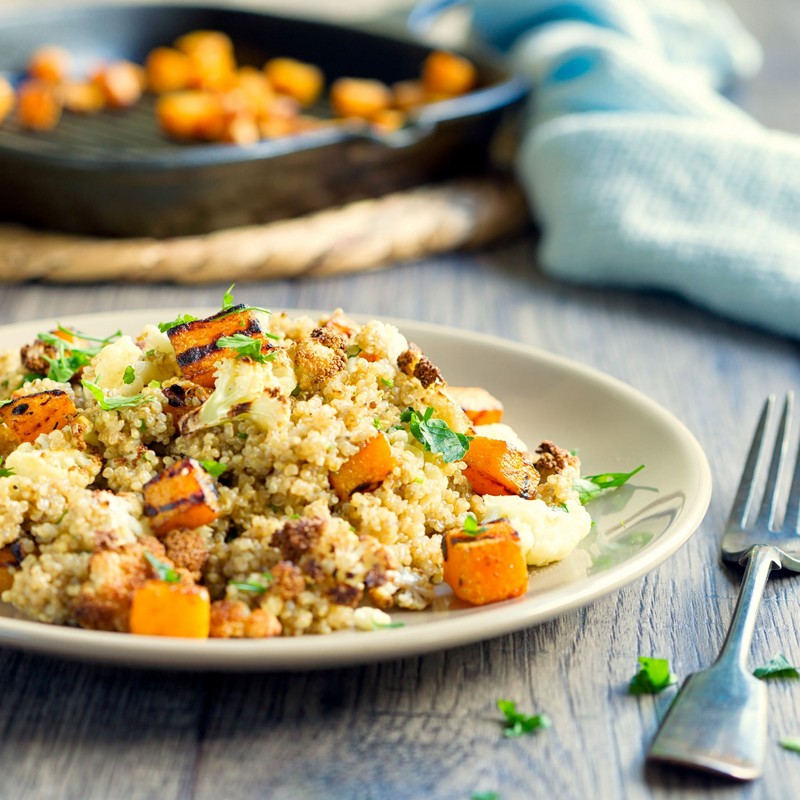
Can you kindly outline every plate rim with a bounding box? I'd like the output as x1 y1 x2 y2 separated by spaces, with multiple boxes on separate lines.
0 307 712 670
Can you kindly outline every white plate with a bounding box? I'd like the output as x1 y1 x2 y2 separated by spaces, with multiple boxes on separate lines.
0 309 712 670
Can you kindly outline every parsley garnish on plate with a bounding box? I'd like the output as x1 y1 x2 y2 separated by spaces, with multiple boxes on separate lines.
575 464 645 505
496 699 552 738
400 406 472 463
37 326 121 383
628 656 677 695
471 793 499 800
122 365 136 385
229 571 273 594
373 621 405 630
0 456 15 478
780 736 800 753
81 379 150 411
753 653 800 680
463 513 486 536
144 551 181 583
217 333 275 363
200 460 228 479
157 313 198 333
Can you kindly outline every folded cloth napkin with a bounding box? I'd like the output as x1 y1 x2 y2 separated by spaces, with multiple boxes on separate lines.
465 0 800 339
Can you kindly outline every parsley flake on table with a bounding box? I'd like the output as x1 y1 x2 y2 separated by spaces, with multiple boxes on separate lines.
144 551 181 583
496 699 552 738
81 379 150 411
780 736 800 753
753 653 800 680
217 333 274 363
122 365 136 385
575 464 645 505
0 456 14 478
628 656 677 695
400 406 471 463
200 460 228 479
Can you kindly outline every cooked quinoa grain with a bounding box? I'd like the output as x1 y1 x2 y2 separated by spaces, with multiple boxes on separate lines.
0 303 592 638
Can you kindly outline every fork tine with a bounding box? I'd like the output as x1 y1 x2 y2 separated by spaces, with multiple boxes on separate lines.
729 395 774 529
783 392 800 534
755 393 793 530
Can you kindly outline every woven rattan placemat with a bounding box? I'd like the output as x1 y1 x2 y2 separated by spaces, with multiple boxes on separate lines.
0 177 528 284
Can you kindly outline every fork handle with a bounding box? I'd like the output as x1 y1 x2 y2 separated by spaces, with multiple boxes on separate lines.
715 544 782 672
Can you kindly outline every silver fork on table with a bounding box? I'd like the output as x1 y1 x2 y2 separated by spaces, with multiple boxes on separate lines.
647 392 800 780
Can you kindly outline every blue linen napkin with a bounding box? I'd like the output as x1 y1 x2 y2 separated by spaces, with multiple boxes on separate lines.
464 0 800 339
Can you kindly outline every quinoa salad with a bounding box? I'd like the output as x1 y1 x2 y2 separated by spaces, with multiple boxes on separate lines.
0 293 626 640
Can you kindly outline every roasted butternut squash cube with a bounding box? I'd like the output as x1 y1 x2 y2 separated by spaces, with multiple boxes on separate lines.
462 436 539 498
448 386 504 425
62 80 106 114
130 579 211 638
16 79 62 131
442 519 528 605
0 543 23 593
143 457 220 535
156 90 225 141
421 50 477 96
0 390 77 443
166 304 272 387
175 30 236 91
0 76 14 125
145 46 194 94
264 57 324 107
27 45 70 83
330 77 392 120
330 433 395 500
92 60 145 108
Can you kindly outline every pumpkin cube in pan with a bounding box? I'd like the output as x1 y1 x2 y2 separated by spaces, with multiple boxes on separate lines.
143 457 220 535
448 386 504 425
0 390 77 444
166 305 271 388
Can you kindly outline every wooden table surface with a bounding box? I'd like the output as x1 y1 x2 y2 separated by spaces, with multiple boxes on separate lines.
0 1 799 798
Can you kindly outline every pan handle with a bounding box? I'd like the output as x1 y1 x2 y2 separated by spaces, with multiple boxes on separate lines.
407 0 465 40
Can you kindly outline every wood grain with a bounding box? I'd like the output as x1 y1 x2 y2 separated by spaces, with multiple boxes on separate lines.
0 1 799 799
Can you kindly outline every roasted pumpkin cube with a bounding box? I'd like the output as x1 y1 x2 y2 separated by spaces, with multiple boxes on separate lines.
91 60 145 108
371 109 405 134
330 77 392 120
230 66 275 119
462 436 539 498
166 304 272 387
392 79 427 111
145 46 194 94
0 76 14 125
130 579 211 638
330 433 395 500
143 457 220 535
61 80 106 114
264 57 324 107
175 30 236 91
442 519 528 605
27 45 70 83
0 542 23 593
155 90 225 141
448 386 504 425
421 50 477 96
0 390 77 443
16 79 62 131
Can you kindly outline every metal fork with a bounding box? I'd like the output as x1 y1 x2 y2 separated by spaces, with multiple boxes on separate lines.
647 393 800 780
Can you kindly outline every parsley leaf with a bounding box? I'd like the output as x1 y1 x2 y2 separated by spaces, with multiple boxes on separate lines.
122 365 136 385
218 284 272 318
575 464 645 505
81 379 149 411
380 377 394 388
0 456 15 478
144 551 181 583
780 736 800 753
497 699 551 738
463 513 486 536
346 344 362 358
471 794 499 800
222 283 236 310
373 621 405 629
37 326 121 383
628 656 677 695
217 334 274 363
157 313 198 333
400 407 471 463
200 460 228 479
754 653 800 680
229 571 273 594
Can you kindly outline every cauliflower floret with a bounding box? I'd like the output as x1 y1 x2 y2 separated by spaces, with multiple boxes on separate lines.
6 441 100 489
482 495 591 566
474 422 528 451
180 351 296 434
88 336 142 394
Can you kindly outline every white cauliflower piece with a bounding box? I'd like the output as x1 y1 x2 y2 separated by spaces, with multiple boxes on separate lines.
89 336 142 394
180 351 295 434
6 442 100 489
353 607 394 631
474 422 529 451
482 495 591 566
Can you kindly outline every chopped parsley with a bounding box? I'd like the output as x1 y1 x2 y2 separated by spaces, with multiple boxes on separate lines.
200 460 228 479
373 418 382 430
144 551 181 583
373 621 405 630
217 333 275 363
346 344 362 358
463 513 486 536
628 656 677 695
0 456 15 478
575 464 645 505
380 377 394 388
496 699 552 738
157 313 198 333
754 653 800 680
122 365 136 385
229 571 273 594
471 794 499 800
400 406 471 463
780 737 800 753
37 326 121 383
82 379 150 411
218 283 273 321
